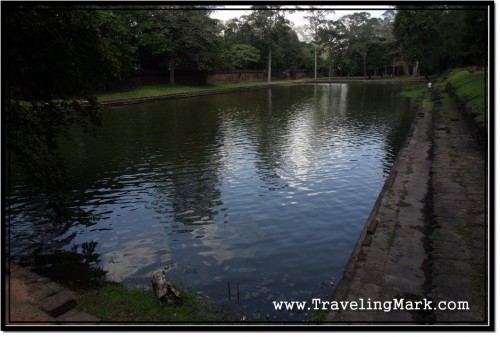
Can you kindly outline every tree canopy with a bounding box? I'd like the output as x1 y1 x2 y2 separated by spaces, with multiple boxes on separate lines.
393 5 488 75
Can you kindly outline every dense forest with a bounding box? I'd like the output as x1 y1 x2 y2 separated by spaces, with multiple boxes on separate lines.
4 4 488 189
6 4 488 97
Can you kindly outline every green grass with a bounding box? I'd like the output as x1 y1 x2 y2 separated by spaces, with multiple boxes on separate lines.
447 69 486 121
309 309 329 322
95 80 301 102
77 283 222 322
423 97 433 113
399 83 428 98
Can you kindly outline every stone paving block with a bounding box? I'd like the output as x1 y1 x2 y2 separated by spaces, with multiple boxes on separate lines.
431 240 469 259
431 258 472 277
58 308 99 322
433 216 467 230
431 276 472 303
39 291 77 317
359 270 384 286
434 205 468 219
383 274 424 296
362 236 372 247
44 282 64 294
358 254 386 272
434 192 467 202
431 227 463 243
355 283 382 298
433 182 464 195
64 311 100 322
28 284 58 302
35 277 52 284
367 220 378 234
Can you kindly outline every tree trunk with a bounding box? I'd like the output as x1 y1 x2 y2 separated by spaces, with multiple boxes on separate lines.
413 60 419 77
268 43 272 82
363 53 367 78
151 270 182 306
314 44 317 79
392 56 396 76
401 54 409 77
169 59 175 85
329 62 332 78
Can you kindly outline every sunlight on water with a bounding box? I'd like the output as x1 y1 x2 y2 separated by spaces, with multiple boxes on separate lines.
8 83 416 321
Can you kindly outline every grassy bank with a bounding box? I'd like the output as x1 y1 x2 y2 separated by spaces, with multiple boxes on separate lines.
95 80 303 102
400 68 486 122
76 283 222 322
96 77 428 103
399 82 428 98
445 69 486 122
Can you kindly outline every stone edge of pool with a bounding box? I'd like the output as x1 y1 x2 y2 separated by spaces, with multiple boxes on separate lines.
323 89 487 324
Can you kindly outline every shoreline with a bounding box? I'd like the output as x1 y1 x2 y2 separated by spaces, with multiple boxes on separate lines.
324 85 487 323
98 81 303 108
98 77 426 108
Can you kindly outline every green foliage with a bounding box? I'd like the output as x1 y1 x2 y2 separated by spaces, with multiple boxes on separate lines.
393 6 488 74
94 10 138 78
220 11 312 73
228 44 261 70
463 10 487 66
319 20 347 76
77 283 222 322
7 98 102 190
399 83 428 98
447 69 486 116
150 9 221 74
309 309 329 322
6 7 113 100
423 98 434 113
318 12 396 77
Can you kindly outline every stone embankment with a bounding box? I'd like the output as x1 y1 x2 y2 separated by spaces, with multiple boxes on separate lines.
325 87 487 324
4 263 99 326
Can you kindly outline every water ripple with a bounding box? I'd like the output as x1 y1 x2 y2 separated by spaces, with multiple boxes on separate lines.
8 83 416 321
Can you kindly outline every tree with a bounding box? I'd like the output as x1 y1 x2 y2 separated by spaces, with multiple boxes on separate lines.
392 6 484 75
302 7 334 79
5 5 112 190
6 7 128 101
319 19 347 77
341 12 381 78
95 9 139 79
144 7 221 84
378 10 399 77
249 5 287 82
393 8 435 75
462 9 487 66
227 44 261 70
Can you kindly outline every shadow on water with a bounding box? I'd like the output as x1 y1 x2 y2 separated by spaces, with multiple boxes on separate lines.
7 83 417 320
7 172 108 289
18 241 108 290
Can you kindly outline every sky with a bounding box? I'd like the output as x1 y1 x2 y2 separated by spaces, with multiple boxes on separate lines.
210 5 393 28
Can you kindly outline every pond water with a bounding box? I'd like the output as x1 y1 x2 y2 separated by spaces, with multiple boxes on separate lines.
8 83 416 321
